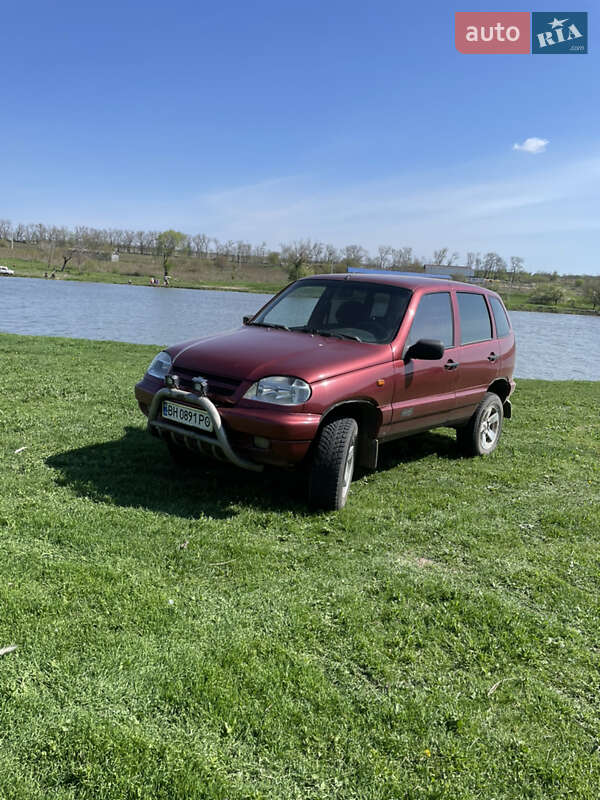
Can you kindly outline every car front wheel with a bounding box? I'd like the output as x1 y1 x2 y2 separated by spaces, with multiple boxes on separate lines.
457 392 504 457
308 417 358 511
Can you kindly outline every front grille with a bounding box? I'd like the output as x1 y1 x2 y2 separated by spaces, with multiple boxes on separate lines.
173 366 242 398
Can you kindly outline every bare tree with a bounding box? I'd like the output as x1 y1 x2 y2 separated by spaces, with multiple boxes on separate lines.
323 243 339 273
376 245 393 270
253 241 268 262
343 244 367 267
121 230 136 253
146 231 159 256
215 240 235 261
192 233 211 258
12 223 26 242
391 247 413 268
509 256 524 285
231 240 252 279
481 252 507 279
280 239 321 281
0 219 11 240
49 226 68 246
432 248 449 265
432 247 461 266
465 251 477 268
136 230 152 255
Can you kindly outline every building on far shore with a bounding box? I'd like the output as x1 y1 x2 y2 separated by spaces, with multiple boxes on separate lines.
423 264 474 280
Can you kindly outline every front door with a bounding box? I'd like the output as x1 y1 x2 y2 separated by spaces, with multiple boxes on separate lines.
391 291 461 435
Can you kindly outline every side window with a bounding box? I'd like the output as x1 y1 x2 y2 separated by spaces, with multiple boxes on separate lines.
489 296 511 338
406 292 454 349
457 292 492 345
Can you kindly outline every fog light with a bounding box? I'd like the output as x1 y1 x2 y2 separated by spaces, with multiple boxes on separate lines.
253 436 269 450
165 374 180 388
193 376 208 396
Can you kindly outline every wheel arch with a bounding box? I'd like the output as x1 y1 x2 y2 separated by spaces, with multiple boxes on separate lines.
486 378 513 419
314 399 382 469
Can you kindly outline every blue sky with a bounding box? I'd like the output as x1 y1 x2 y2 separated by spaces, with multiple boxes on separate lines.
1 0 598 273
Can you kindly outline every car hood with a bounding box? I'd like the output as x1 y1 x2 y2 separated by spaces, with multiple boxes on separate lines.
168 327 391 384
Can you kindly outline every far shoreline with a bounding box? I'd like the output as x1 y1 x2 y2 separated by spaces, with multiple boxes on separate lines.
3 268 599 318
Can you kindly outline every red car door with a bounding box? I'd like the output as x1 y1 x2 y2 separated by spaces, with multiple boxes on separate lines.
390 290 463 435
453 291 499 420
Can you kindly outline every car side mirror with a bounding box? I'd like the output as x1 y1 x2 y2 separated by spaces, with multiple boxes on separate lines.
242 315 252 325
404 338 445 361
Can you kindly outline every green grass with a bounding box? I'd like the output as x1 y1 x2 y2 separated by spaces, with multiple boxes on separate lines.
501 291 597 316
1 333 599 799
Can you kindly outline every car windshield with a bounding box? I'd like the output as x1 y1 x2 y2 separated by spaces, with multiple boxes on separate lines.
251 279 412 344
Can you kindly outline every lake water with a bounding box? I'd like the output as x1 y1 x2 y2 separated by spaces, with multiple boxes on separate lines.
1 277 599 381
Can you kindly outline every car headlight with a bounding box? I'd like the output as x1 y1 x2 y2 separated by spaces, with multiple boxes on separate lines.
147 351 172 379
244 376 311 405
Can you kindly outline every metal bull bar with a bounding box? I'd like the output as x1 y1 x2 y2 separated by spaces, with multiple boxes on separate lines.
147 387 263 472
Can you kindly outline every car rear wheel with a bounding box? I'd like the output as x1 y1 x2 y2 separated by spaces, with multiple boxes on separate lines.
457 392 504 456
308 417 358 511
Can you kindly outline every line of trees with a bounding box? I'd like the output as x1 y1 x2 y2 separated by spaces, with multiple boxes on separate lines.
3 217 594 290
0 218 266 261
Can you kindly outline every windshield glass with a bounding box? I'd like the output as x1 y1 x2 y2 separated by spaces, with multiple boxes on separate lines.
253 279 412 344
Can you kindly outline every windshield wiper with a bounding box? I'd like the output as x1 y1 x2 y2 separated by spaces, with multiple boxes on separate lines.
298 327 362 342
328 331 362 342
249 322 290 331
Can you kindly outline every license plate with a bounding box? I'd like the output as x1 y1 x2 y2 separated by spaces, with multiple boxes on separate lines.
162 401 213 432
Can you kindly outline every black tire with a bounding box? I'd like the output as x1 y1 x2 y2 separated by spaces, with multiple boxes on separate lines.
308 417 358 511
457 392 504 457
166 440 198 468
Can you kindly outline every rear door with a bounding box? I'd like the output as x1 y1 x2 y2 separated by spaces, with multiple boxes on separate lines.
454 291 499 418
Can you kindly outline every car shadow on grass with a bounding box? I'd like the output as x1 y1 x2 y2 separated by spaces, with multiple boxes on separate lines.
376 429 462 473
47 425 462 519
46 425 310 520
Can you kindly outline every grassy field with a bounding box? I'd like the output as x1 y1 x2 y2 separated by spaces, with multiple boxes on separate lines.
0 252 287 296
1 333 599 799
499 290 597 317
2 257 284 295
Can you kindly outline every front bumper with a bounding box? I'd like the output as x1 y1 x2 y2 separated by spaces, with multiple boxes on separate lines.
138 381 320 470
147 387 264 471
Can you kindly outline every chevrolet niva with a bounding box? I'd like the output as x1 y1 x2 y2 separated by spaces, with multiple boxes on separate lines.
135 273 515 510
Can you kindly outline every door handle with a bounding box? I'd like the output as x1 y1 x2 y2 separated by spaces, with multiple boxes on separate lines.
488 352 498 362
444 360 460 370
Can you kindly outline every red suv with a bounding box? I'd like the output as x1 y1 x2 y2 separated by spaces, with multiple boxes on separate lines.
135 273 515 510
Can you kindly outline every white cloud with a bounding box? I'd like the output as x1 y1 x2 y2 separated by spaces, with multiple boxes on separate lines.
513 137 549 154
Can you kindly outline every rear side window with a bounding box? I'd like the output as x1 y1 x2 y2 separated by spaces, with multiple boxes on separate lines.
457 292 492 344
489 296 511 338
406 292 454 349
